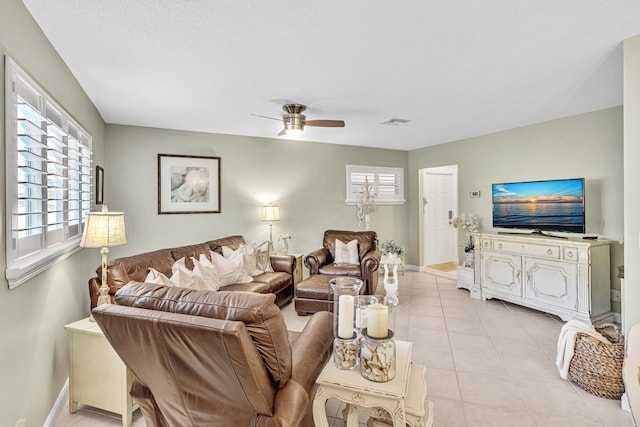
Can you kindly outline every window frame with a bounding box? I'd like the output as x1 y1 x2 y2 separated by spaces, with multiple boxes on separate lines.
5 57 93 289
345 164 405 205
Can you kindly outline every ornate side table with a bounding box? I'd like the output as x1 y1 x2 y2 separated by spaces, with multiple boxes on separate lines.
312 340 431 427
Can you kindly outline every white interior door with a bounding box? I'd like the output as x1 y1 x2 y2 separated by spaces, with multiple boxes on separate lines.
423 172 455 266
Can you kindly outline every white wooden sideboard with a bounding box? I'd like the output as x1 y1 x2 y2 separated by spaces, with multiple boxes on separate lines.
471 233 613 323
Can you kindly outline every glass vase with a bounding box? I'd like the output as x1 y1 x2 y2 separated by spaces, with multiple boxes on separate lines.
355 295 379 337
329 277 363 369
279 239 289 255
360 330 396 382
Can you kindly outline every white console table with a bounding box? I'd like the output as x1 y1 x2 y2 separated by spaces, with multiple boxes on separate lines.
475 233 612 323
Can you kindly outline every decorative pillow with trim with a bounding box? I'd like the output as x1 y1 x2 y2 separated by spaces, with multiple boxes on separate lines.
255 241 274 273
144 268 173 286
191 254 221 291
222 243 262 276
210 251 254 285
334 239 360 265
170 257 208 290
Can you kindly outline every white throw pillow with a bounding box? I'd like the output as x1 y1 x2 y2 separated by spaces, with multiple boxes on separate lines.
255 241 274 273
334 239 360 265
221 243 262 276
210 251 255 286
191 254 221 291
144 268 173 286
170 257 207 290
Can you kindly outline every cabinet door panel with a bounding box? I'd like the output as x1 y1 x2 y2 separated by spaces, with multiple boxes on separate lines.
525 258 577 310
482 252 522 297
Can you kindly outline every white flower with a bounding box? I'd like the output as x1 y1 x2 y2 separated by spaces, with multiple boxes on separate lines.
452 213 479 233
277 233 292 241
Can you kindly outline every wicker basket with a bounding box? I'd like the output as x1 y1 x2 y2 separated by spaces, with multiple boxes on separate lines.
568 323 625 399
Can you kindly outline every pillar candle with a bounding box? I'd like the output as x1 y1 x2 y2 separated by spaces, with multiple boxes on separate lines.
338 294 355 338
367 303 389 338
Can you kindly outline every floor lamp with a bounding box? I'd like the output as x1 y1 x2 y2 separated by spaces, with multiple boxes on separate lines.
261 205 280 255
80 205 127 309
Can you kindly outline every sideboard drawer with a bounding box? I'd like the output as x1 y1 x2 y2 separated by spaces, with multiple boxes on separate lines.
489 239 560 260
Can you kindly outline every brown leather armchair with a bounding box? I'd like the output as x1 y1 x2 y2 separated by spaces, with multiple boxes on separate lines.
304 230 380 295
92 281 333 427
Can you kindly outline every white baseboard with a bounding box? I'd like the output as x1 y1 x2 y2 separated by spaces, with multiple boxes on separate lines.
44 379 68 427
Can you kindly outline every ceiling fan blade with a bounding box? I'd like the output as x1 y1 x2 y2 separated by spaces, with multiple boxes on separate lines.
250 113 282 122
277 129 286 136
305 119 345 128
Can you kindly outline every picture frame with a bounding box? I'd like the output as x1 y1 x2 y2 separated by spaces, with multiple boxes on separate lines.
95 165 104 205
158 154 221 214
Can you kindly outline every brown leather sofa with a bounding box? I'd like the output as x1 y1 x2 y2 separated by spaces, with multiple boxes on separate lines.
296 230 380 315
93 282 333 426
88 235 295 309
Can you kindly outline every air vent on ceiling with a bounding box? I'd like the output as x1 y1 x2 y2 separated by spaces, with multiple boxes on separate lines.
381 118 411 126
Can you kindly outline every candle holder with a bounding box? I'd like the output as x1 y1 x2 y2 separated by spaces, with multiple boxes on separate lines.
360 328 396 382
355 295 379 337
329 278 363 370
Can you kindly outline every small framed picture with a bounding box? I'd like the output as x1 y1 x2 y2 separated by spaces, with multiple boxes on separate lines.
158 154 221 214
95 165 104 205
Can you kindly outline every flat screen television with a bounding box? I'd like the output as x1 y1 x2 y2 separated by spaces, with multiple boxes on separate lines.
492 178 585 234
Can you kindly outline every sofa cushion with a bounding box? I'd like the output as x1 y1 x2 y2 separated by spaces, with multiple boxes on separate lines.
206 235 246 255
114 281 292 388
171 243 213 269
105 248 175 286
252 272 292 295
319 263 362 277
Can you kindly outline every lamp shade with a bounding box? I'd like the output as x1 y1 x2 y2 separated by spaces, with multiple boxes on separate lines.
261 205 280 222
80 210 127 248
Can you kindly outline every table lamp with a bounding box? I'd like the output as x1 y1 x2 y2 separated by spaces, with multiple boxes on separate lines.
80 205 127 307
261 205 280 255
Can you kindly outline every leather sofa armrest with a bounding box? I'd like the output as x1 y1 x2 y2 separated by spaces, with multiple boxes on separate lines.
88 277 101 309
290 311 333 392
361 250 381 294
257 311 332 427
304 248 331 275
256 380 309 427
130 380 166 427
270 254 295 275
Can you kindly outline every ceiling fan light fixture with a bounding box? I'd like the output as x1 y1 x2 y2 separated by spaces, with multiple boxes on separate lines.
284 128 303 135
282 113 305 135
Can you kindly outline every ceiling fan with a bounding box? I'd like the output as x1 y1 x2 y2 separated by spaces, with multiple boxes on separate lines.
253 104 345 136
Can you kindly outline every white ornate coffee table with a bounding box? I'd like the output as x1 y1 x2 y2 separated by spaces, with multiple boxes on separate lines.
312 340 432 427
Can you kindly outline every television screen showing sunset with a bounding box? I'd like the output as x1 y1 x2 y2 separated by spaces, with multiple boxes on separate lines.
492 178 585 233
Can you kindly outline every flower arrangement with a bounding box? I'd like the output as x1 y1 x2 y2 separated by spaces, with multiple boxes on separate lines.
452 213 479 233
277 233 292 242
452 213 479 252
380 239 405 256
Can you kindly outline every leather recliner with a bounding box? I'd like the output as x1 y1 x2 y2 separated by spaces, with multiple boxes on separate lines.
304 230 380 295
92 281 333 427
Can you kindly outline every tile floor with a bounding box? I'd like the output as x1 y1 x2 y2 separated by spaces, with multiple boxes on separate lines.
54 271 634 427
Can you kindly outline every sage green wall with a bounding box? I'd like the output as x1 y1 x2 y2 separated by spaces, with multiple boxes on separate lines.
0 1 106 426
623 35 640 334
407 107 624 311
104 124 409 263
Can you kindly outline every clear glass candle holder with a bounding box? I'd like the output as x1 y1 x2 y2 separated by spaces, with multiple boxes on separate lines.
329 278 363 339
360 329 396 382
355 295 378 336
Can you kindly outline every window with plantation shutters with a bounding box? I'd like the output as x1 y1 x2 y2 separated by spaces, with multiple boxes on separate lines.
345 165 405 205
5 58 93 288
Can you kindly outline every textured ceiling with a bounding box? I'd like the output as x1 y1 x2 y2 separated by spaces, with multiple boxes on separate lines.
20 0 640 150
